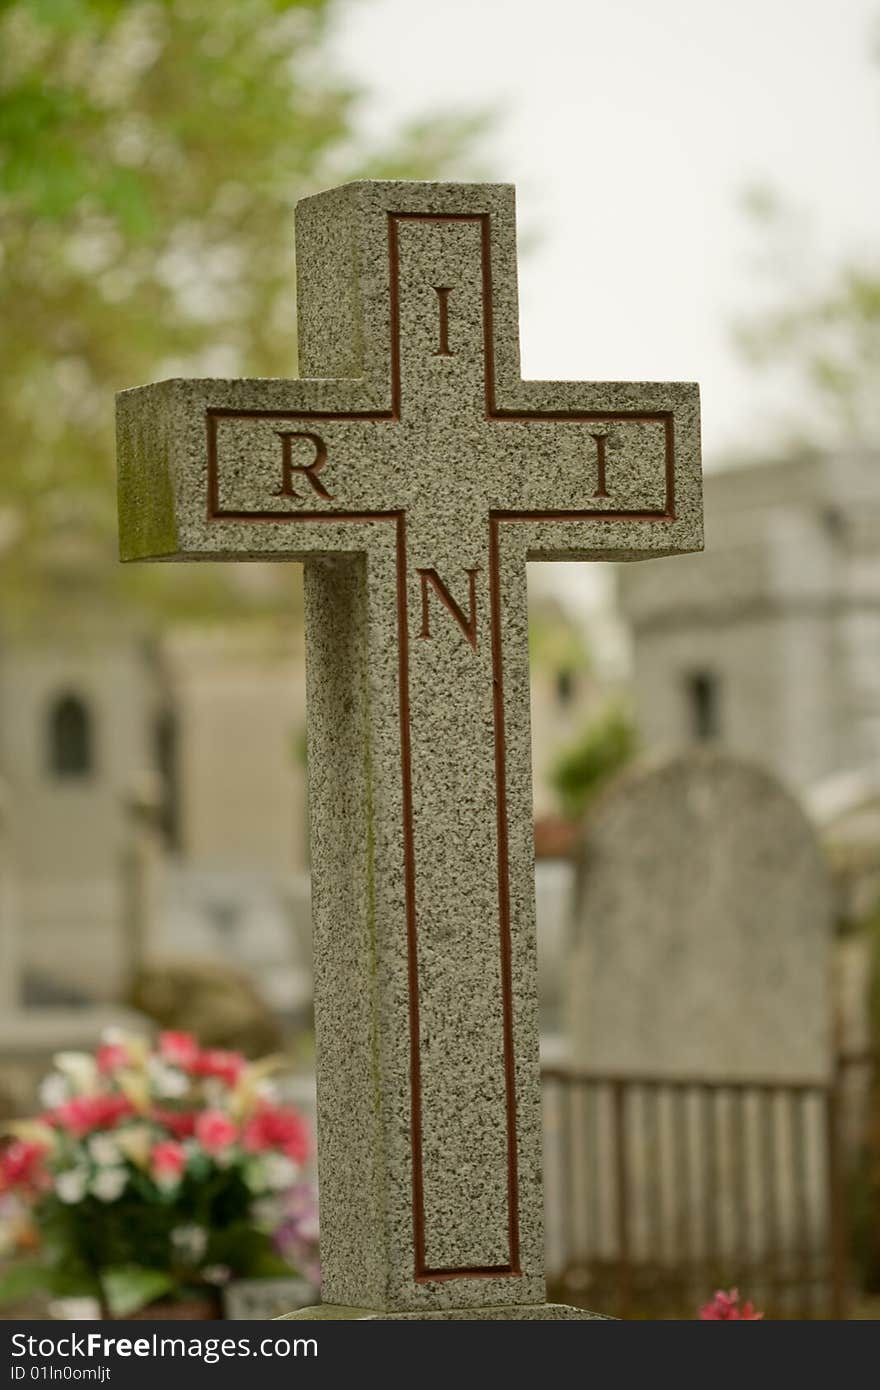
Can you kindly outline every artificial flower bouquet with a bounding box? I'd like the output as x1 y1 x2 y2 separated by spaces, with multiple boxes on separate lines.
0 1032 318 1317
699 1288 763 1320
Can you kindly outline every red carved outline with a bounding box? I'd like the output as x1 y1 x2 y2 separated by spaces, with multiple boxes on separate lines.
203 212 680 1285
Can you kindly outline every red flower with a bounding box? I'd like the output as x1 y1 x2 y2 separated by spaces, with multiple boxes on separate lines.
699 1288 764 1320
194 1109 238 1154
192 1050 245 1087
0 1140 49 1192
50 1094 133 1137
242 1105 310 1164
150 1140 187 1185
95 1043 129 1074
158 1032 200 1071
152 1108 197 1140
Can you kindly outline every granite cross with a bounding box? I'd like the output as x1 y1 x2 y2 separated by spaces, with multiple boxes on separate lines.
117 180 702 1320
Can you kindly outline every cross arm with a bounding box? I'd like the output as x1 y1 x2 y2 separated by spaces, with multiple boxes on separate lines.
116 372 395 563
479 374 702 564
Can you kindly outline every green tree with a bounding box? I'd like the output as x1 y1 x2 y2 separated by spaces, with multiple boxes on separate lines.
0 0 488 621
736 186 880 449
549 702 637 821
735 26 880 449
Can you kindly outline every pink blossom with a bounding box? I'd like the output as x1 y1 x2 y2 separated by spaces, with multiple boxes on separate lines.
0 1140 49 1193
242 1105 310 1164
699 1288 764 1320
274 1183 320 1285
192 1049 245 1087
95 1042 129 1074
50 1094 133 1138
158 1032 200 1071
152 1108 197 1140
194 1109 238 1154
151 1140 187 1185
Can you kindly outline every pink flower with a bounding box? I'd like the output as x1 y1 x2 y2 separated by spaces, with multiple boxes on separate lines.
192 1050 245 1087
50 1094 133 1137
151 1140 187 1186
158 1032 200 1071
96 1043 129 1074
152 1108 197 1140
699 1288 764 1320
0 1140 49 1193
274 1183 320 1284
194 1109 238 1154
242 1105 310 1164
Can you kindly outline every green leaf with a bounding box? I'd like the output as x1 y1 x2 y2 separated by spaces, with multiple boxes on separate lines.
101 1266 176 1318
550 703 638 820
250 1248 298 1279
0 0 491 619
0 1259 56 1304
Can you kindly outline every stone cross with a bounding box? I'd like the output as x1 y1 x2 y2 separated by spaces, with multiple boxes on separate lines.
117 180 702 1320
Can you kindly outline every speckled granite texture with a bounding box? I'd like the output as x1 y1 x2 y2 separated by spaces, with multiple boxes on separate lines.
278 1304 607 1320
117 180 702 1317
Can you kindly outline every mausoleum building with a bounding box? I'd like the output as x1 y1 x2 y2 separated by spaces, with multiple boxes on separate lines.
617 449 880 793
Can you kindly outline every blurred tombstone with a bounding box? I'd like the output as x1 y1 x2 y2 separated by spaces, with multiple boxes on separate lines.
558 749 834 1303
159 867 313 1025
567 750 832 1078
0 777 147 1118
129 956 282 1057
119 769 312 1035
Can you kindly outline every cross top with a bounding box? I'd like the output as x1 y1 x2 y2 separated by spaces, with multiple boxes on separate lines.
118 180 702 1319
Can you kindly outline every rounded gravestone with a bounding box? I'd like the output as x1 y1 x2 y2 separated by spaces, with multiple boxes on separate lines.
566 749 833 1080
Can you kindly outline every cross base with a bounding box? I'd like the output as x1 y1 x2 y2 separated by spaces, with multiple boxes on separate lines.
278 1303 607 1320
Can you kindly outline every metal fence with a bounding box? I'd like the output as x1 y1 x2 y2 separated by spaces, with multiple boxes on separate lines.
542 1053 875 1319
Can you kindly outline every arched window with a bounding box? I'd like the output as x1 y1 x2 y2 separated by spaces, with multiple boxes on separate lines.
685 671 721 743
555 667 576 708
48 694 93 778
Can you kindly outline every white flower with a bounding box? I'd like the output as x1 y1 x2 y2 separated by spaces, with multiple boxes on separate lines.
39 1073 70 1110
261 1154 299 1192
90 1168 128 1203
0 1195 26 1256
171 1225 208 1262
251 1196 282 1230
298 1212 319 1242
114 1124 152 1170
55 1170 88 1204
53 1053 98 1096
202 1080 226 1108
88 1134 121 1167
147 1058 189 1099
201 1265 231 1286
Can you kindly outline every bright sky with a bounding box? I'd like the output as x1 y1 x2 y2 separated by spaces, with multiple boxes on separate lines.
332 0 879 635
333 0 880 466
